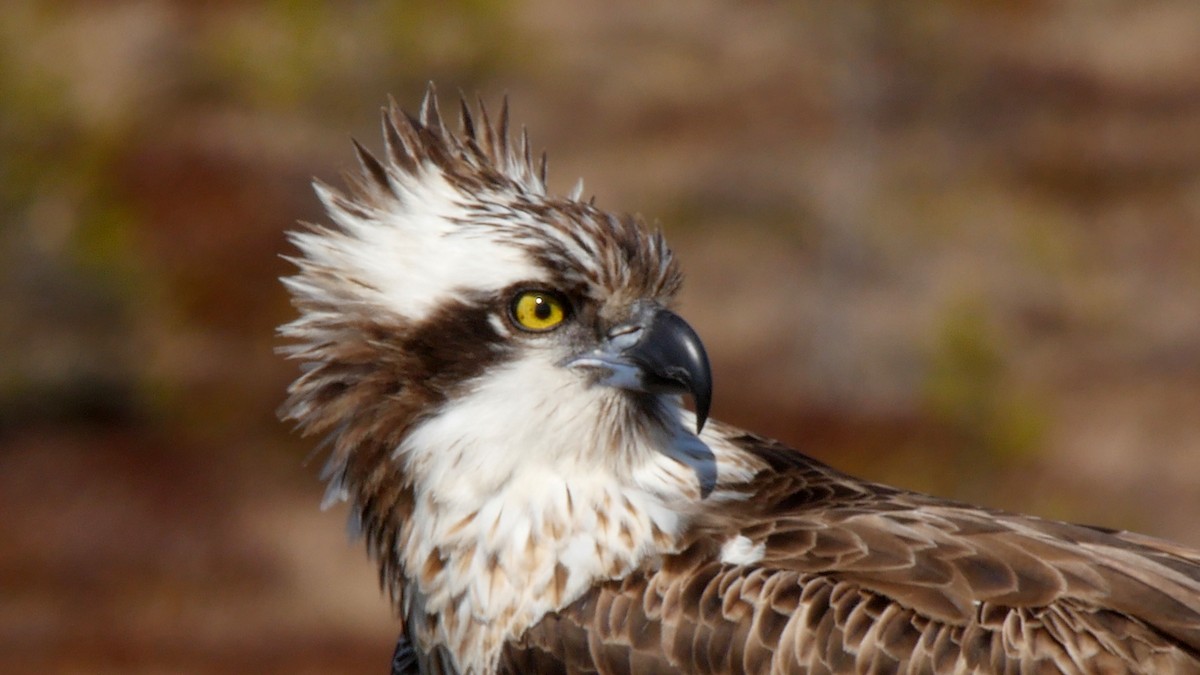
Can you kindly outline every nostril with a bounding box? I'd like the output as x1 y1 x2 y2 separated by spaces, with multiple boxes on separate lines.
606 324 643 350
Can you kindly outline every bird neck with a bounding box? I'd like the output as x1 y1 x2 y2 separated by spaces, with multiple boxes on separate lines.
399 453 691 672
313 344 758 673
381 378 727 672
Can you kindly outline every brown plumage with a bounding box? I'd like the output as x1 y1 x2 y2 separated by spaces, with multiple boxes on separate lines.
280 88 1200 674
509 430 1200 673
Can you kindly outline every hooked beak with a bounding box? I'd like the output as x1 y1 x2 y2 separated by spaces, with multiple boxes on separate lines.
566 308 712 433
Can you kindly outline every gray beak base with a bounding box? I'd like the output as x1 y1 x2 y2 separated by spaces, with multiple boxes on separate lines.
567 308 712 434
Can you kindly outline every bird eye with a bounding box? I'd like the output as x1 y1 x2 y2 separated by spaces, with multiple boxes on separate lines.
510 290 568 332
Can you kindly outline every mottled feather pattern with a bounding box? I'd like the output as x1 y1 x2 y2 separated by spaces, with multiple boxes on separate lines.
508 433 1200 673
282 88 1200 674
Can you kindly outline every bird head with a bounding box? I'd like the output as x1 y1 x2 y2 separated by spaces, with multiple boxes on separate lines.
279 90 713 524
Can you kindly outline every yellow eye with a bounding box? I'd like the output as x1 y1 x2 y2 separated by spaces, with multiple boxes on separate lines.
510 290 568 332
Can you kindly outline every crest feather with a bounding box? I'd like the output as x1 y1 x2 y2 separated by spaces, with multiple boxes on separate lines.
341 85 550 201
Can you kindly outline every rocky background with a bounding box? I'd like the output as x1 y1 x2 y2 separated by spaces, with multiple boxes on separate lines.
2 1 1199 672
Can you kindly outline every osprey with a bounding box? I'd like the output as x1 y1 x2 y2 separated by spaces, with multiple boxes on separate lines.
281 89 1200 674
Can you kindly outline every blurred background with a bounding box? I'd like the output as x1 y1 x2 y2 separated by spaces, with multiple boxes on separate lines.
2 0 1199 672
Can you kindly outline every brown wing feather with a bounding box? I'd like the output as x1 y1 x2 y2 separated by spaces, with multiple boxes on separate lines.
504 433 1200 673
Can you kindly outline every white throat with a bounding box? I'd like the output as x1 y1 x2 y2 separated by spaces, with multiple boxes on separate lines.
393 355 708 672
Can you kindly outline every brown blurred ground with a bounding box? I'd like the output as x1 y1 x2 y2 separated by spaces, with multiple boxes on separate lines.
2 1 1199 672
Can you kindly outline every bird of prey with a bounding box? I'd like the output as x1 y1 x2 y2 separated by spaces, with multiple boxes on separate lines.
280 89 1200 674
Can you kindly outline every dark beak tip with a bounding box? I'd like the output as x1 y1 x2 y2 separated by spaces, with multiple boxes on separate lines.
694 391 711 434
632 309 713 436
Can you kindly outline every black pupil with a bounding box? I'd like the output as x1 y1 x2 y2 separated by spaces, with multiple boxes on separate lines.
533 297 552 320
